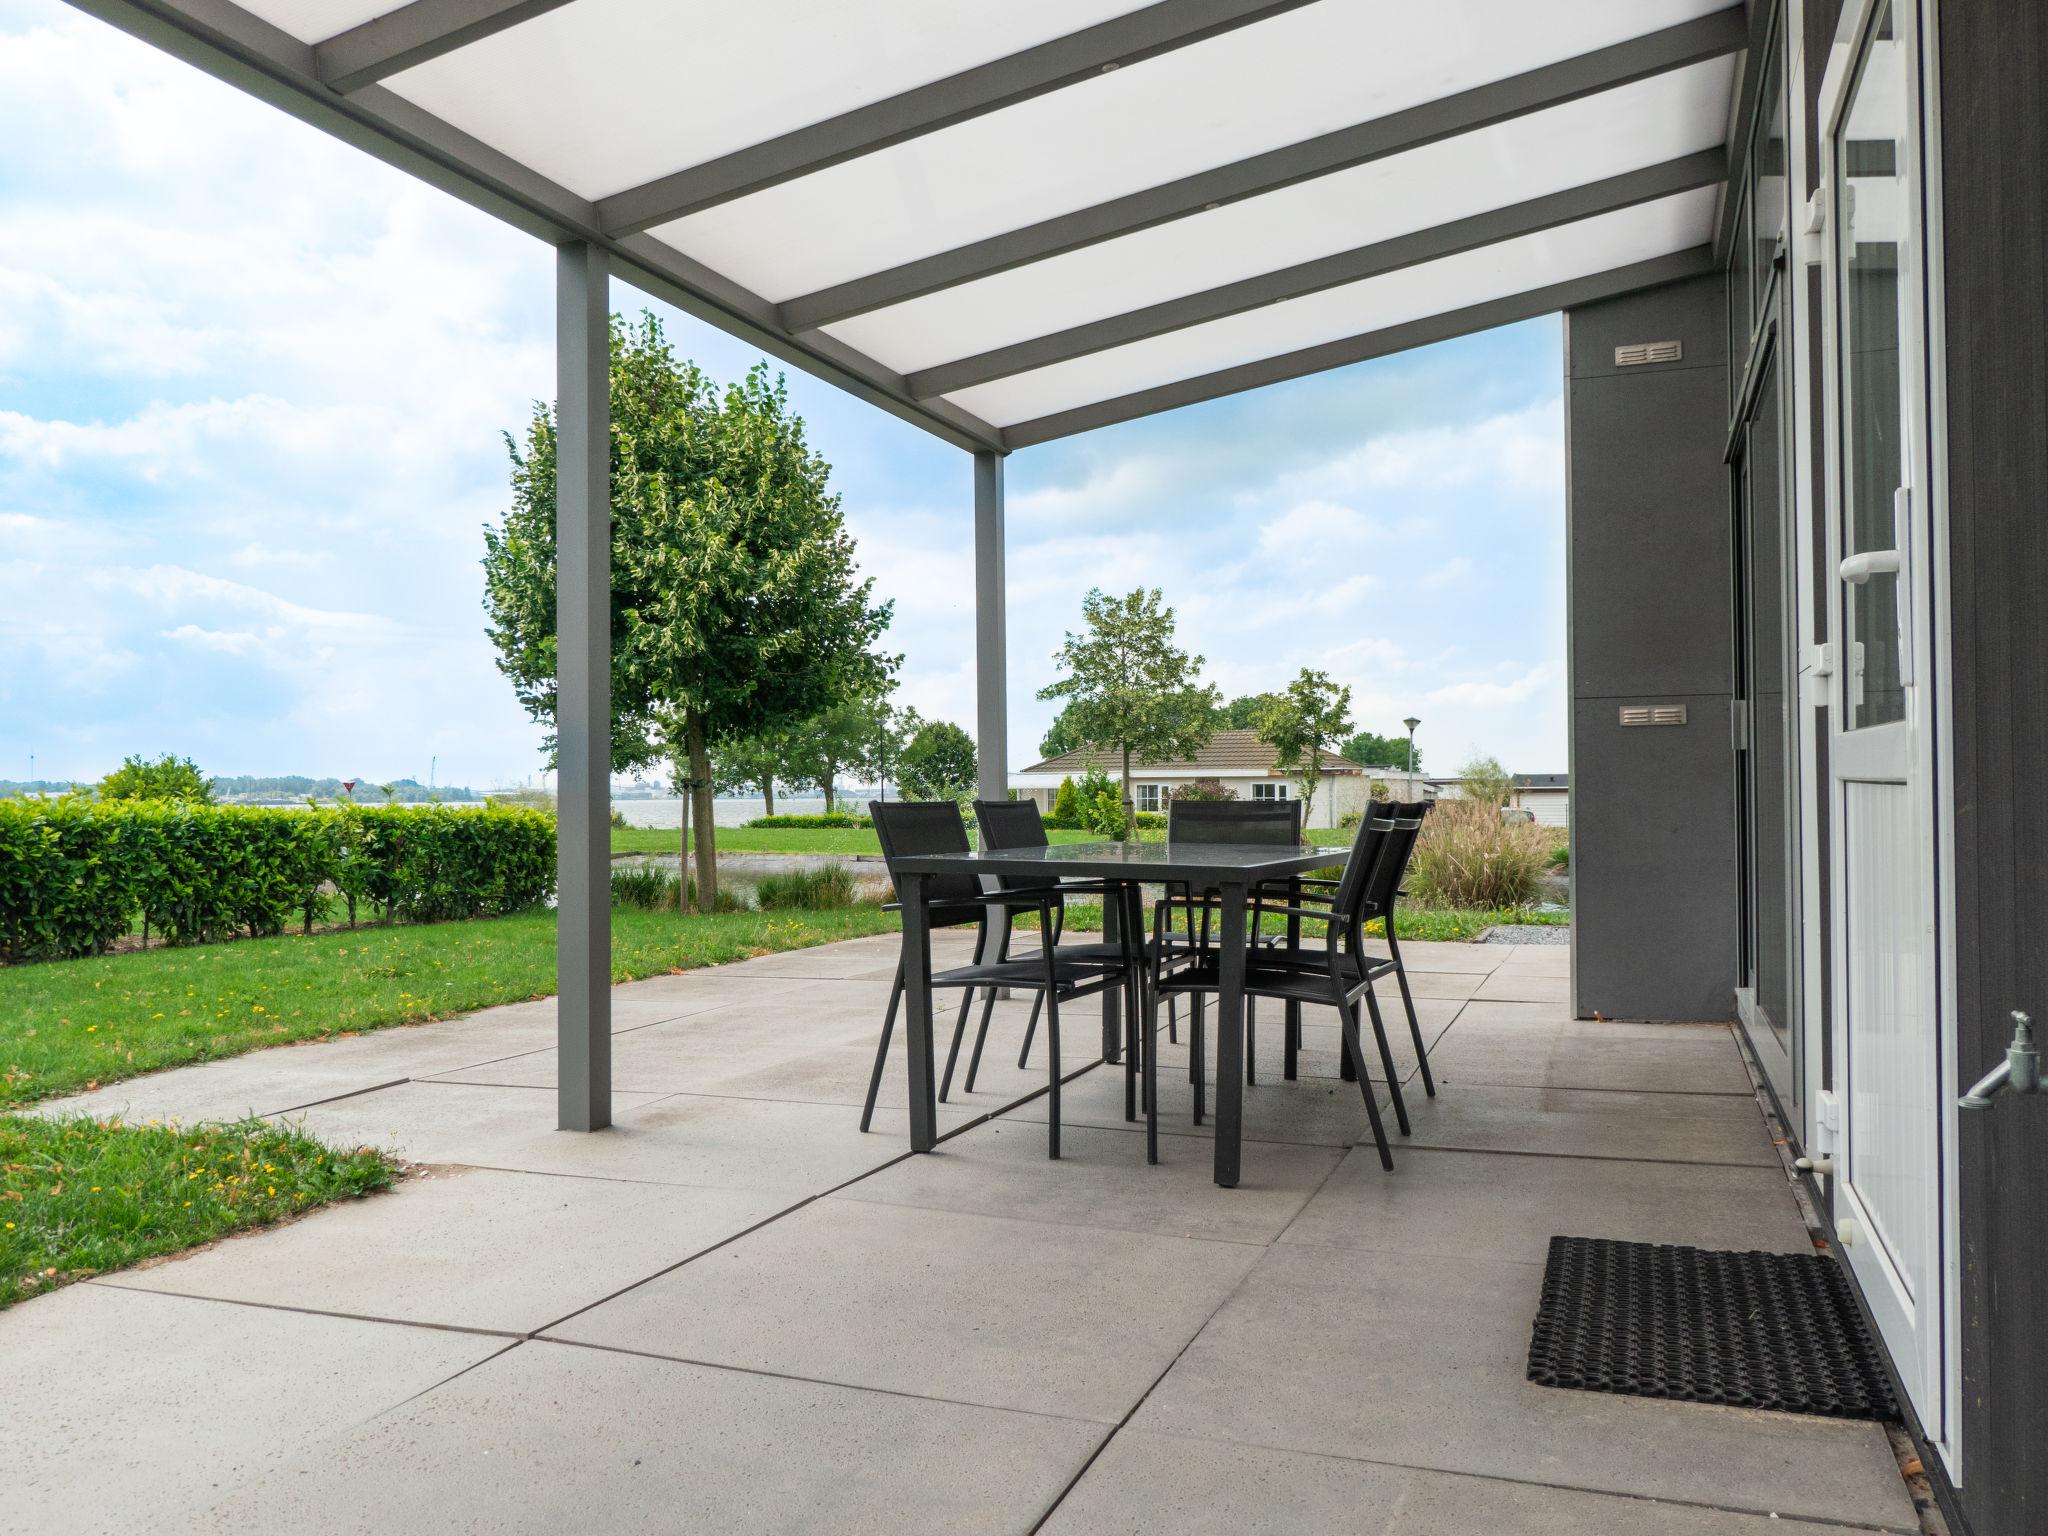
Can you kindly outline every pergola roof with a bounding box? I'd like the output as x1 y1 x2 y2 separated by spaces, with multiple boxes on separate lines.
81 0 1753 452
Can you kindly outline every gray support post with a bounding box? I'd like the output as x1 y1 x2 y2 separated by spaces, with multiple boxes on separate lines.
973 450 1008 803
556 240 612 1131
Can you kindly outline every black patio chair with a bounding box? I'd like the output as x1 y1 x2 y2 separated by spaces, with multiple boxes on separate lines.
860 800 1128 1158
971 798 1149 1123
1149 803 1408 1172
1161 797 1302 1092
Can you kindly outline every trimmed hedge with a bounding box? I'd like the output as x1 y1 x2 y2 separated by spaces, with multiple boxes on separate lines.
0 799 555 963
743 812 871 829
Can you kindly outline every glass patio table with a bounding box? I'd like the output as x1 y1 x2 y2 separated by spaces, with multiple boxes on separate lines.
888 838 1350 1187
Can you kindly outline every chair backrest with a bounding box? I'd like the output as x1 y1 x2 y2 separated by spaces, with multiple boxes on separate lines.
1361 800 1431 918
1327 803 1402 932
1167 797 1301 847
972 798 1056 891
868 800 982 905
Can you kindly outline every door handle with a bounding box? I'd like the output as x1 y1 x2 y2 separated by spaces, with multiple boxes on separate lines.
1839 550 1901 583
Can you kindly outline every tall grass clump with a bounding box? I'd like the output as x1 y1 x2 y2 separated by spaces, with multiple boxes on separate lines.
1406 796 1551 910
610 863 746 913
754 863 857 910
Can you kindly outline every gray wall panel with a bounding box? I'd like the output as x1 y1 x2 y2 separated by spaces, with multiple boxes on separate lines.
1566 272 1738 1021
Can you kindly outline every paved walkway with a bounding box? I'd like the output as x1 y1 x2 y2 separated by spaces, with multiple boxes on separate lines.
12 935 1919 1534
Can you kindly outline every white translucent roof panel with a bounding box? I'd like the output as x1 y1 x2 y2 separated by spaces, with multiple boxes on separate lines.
943 188 1717 427
656 0 1734 301
824 58 1737 376
238 0 404 39
383 0 1153 201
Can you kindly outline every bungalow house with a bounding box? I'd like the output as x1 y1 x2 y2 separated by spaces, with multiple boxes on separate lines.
1011 729 1432 828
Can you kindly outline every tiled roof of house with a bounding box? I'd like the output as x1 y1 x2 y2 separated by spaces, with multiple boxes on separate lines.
1020 729 1364 778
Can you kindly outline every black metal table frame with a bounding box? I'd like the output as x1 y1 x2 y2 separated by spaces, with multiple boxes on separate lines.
889 840 1349 1188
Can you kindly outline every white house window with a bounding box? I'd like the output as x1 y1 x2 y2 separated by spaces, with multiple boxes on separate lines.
1251 782 1289 801
1135 783 1168 813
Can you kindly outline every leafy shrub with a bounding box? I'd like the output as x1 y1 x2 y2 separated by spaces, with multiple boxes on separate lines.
1405 798 1550 910
745 812 870 829
1133 811 1166 830
0 802 556 963
1455 754 1514 811
96 753 215 805
1071 766 1127 837
754 863 856 910
1051 776 1080 821
1170 778 1236 802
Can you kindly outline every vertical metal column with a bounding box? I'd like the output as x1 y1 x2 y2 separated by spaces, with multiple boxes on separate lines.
556 241 612 1132
973 450 1008 803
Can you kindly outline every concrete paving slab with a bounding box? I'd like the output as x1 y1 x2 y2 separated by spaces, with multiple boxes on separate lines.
3 1284 499 1534
548 1197 1263 1423
1151 996 1455 1086
1398 968 1491 1000
277 1080 973 1193
1040 1429 1887 1535
1430 1012 1754 1095
116 1167 791 1333
1402 1082 1780 1166
204 1338 1104 1536
1473 970 1573 1004
1003 1054 1390 1153
1281 1146 1812 1265
1133 1243 1917 1531
840 1117 1341 1245
1385 941 1506 974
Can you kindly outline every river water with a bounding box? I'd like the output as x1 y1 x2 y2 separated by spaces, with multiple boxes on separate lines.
612 796 837 829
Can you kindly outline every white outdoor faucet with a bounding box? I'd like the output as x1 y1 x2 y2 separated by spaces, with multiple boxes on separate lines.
1959 1011 2041 1109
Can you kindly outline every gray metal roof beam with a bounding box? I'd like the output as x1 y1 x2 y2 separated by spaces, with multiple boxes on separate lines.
781 6 1747 333
594 0 1317 236
314 0 576 94
997 246 1716 449
907 150 1727 400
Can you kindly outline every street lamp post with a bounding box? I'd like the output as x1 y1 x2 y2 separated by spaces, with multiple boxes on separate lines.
1402 716 1420 793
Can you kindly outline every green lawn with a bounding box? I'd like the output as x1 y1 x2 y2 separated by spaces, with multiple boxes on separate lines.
2 1113 393 1307
609 824 1122 856
0 905 896 1107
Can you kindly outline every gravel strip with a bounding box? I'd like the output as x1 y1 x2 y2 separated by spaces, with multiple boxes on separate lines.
1480 923 1572 946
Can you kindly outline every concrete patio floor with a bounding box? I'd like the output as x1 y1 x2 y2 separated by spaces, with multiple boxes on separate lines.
11 933 1922 1534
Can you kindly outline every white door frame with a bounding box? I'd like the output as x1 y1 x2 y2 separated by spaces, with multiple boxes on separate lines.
1814 0 1959 1474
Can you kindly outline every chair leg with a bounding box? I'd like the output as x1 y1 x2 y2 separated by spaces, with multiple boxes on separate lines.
1247 997 1257 1086
1143 976 1160 1164
1167 994 1178 1044
860 965 905 1134
1361 983 1411 1136
963 986 998 1094
1039 976 1063 1161
1339 997 1395 1172
1389 941 1436 1097
1016 992 1043 1069
939 988 974 1102
1338 1004 1359 1083
1189 996 1205 1084
1283 1001 1299 1081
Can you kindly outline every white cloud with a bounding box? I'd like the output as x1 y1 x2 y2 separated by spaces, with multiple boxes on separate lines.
1427 662 1563 709
1421 556 1475 589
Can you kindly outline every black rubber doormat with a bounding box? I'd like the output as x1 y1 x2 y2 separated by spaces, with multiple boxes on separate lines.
1527 1236 1897 1421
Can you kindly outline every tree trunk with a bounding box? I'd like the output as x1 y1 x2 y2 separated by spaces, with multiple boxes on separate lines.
675 767 690 865
1121 745 1134 835
822 767 835 816
688 711 718 912
762 777 775 817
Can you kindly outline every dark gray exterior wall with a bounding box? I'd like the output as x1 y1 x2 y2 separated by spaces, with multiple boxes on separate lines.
1564 272 1738 1021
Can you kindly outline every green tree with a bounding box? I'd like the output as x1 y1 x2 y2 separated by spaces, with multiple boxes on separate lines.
1221 692 1283 730
1253 669 1353 829
1037 588 1220 816
1050 775 1081 821
97 753 214 805
1038 700 1089 759
1342 729 1423 773
1457 753 1514 811
784 691 897 813
714 727 789 816
483 313 894 910
898 719 977 802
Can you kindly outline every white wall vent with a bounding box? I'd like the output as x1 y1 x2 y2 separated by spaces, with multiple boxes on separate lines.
1614 340 1683 366
1619 704 1688 726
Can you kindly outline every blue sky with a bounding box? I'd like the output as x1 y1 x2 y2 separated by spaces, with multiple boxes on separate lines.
0 0 1567 791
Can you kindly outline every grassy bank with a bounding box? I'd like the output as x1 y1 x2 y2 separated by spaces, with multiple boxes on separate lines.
609 824 1125 857
2 1114 393 1307
0 905 897 1107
